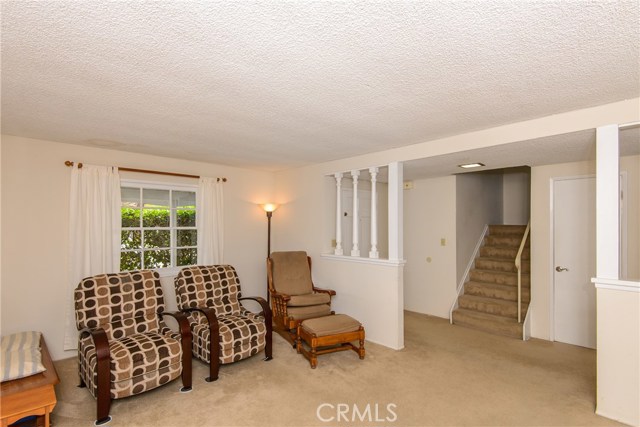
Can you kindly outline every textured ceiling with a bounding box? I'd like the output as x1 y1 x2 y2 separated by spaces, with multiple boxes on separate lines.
1 1 639 172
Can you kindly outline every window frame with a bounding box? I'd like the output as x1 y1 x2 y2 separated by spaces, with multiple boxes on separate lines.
120 179 198 276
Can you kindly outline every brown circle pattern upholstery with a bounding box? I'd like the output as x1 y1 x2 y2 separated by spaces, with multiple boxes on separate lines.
174 265 266 365
75 270 184 399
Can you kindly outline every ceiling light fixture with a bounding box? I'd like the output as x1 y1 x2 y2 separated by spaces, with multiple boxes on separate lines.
458 162 485 169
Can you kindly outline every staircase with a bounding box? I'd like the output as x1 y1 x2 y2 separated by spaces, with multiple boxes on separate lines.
452 225 530 339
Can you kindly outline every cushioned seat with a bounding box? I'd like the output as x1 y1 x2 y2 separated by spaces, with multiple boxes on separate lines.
287 305 332 321
75 270 192 424
267 251 336 345
300 314 362 337
288 293 331 307
175 265 272 381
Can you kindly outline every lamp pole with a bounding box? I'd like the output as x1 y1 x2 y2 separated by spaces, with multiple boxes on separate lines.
262 203 277 305
267 210 272 258
266 210 272 304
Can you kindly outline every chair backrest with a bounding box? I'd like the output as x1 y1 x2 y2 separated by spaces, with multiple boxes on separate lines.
268 251 313 296
74 270 166 341
174 265 242 318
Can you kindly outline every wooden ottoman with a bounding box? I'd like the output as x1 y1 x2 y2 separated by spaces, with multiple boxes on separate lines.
296 314 365 368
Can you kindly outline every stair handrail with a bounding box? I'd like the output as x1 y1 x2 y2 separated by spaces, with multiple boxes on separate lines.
449 224 489 323
515 221 531 323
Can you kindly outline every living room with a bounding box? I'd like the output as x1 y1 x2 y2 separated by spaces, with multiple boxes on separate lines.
1 2 639 426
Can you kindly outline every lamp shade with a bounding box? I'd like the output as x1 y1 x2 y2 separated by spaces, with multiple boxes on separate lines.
261 203 278 213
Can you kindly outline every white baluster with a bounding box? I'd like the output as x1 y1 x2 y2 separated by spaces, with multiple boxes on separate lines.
334 173 343 255
351 170 360 257
369 167 379 258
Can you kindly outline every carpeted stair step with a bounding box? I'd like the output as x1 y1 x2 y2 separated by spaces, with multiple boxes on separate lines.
484 235 527 248
452 308 524 339
458 294 529 318
470 269 530 286
488 225 527 236
464 281 530 303
480 246 530 260
475 257 530 274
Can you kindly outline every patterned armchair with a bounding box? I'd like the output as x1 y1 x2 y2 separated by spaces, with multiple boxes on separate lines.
174 265 272 382
267 251 336 345
75 270 192 425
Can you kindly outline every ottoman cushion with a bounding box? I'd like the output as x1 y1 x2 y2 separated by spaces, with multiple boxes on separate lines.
301 314 361 337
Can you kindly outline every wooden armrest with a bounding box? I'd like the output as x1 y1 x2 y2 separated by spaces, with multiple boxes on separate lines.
159 311 192 340
313 287 337 296
270 291 291 302
181 307 219 381
79 327 110 362
239 296 273 323
181 307 219 327
239 296 269 312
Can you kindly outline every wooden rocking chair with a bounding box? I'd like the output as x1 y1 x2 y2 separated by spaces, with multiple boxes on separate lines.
267 251 335 346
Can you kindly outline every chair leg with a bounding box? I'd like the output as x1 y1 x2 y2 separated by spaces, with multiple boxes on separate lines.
96 363 112 425
289 328 298 348
264 311 273 361
178 329 192 392
207 332 220 382
91 329 112 425
206 358 220 382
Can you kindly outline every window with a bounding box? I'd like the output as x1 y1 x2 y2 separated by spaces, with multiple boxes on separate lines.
120 181 197 271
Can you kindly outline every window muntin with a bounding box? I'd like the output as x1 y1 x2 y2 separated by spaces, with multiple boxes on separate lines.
120 182 197 271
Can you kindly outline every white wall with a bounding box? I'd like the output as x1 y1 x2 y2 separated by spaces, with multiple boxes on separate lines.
595 285 640 427
402 176 457 318
456 172 503 283
0 135 275 360
529 155 639 340
503 168 531 225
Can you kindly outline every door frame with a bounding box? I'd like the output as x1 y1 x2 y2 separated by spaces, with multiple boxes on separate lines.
549 174 627 342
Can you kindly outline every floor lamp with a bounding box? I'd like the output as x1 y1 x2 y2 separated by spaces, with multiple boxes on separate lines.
262 203 278 304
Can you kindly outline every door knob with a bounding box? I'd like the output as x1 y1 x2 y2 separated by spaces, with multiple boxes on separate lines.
555 266 569 272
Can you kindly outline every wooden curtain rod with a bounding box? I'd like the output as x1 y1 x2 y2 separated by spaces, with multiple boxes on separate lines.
64 161 227 182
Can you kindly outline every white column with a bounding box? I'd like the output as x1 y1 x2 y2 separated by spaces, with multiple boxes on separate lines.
595 124 620 279
388 161 403 261
351 170 360 257
369 167 379 258
334 173 343 255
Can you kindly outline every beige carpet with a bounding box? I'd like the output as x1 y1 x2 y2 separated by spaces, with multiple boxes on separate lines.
50 312 622 427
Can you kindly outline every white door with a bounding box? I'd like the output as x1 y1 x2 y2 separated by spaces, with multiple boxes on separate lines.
553 177 596 348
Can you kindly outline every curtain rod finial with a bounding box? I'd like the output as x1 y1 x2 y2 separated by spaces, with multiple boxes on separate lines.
64 161 83 168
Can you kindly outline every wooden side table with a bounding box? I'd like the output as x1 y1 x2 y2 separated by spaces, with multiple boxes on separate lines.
297 314 365 368
1 337 59 427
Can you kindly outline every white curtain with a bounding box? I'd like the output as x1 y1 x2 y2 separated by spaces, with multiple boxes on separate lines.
63 164 121 350
197 177 224 265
